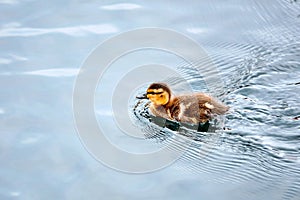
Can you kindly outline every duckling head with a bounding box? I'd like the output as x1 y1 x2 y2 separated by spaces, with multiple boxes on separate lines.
146 83 171 106
137 83 171 106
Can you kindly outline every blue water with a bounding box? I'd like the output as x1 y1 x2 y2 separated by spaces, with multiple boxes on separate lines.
1 0 300 199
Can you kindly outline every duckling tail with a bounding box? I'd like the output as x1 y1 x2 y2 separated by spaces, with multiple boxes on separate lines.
211 100 229 115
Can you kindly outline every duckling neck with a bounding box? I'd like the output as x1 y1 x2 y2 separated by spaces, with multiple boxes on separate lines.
164 97 180 119
150 98 175 120
153 101 171 110
167 95 178 106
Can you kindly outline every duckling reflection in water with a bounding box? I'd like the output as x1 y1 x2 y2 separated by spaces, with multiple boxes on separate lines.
137 83 229 126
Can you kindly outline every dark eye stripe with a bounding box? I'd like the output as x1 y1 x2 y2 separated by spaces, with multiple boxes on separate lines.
147 91 163 95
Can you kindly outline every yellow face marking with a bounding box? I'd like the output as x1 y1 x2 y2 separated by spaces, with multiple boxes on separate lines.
146 88 164 94
147 90 170 105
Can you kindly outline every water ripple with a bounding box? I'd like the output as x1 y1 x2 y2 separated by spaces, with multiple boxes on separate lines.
22 68 79 77
100 3 142 10
0 24 118 37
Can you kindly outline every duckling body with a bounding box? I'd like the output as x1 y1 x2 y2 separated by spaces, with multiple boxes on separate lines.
138 83 228 124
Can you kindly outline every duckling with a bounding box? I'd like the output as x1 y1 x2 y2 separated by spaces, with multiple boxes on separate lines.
137 83 229 124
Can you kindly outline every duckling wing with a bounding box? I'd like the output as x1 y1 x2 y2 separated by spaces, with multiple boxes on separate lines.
170 95 208 123
168 94 228 124
178 93 228 114
194 93 229 115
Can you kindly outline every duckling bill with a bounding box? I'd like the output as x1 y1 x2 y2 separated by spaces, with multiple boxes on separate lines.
137 83 229 124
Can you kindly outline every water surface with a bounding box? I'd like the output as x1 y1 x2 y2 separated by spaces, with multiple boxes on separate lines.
1 0 300 199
